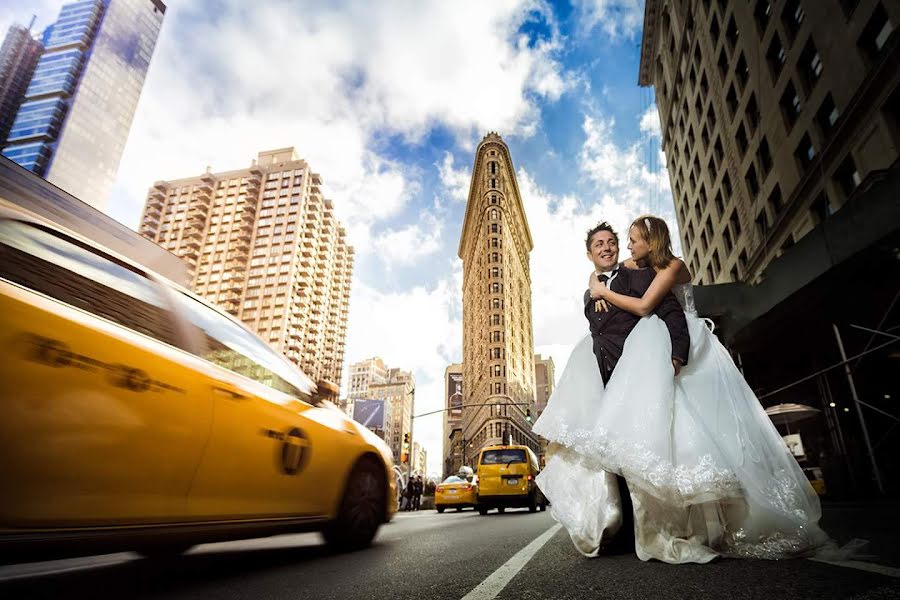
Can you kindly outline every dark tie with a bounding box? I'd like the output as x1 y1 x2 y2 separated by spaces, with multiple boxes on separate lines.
599 269 617 284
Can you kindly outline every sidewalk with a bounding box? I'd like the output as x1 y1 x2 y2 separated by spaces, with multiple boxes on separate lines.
820 500 900 567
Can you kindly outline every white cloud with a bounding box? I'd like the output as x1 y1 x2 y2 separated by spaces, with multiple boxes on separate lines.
578 112 676 241
99 0 573 232
574 0 645 40
373 213 443 268
639 104 662 139
436 152 471 203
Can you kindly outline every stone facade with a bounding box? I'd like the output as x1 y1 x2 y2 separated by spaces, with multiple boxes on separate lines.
458 132 539 460
138 147 353 389
639 0 900 284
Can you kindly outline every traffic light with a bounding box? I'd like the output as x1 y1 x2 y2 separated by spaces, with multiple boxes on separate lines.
526 409 532 423
401 432 410 463
403 432 410 449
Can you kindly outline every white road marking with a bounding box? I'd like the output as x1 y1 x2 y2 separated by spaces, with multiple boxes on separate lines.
809 558 900 579
460 523 562 600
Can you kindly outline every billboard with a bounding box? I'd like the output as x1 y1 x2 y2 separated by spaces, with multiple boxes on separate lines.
447 372 463 417
353 399 386 430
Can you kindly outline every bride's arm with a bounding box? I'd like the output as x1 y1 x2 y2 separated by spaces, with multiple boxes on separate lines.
594 260 690 316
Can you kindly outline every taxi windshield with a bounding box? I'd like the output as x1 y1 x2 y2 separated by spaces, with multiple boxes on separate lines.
480 449 526 465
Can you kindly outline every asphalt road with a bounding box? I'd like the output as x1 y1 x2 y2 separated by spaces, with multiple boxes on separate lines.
1 508 898 599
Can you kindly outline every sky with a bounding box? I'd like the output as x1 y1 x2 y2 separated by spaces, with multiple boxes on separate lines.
1 0 679 476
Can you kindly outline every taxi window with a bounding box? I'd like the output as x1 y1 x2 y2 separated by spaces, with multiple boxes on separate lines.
0 219 178 346
442 476 466 484
481 449 527 465
174 292 313 399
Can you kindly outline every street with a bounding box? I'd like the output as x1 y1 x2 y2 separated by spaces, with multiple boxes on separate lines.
2 506 898 600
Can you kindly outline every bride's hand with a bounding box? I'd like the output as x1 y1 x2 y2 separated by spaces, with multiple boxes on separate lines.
588 273 606 300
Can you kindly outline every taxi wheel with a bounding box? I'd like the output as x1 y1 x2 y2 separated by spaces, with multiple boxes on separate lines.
323 459 386 551
478 506 488 516
437 506 445 513
528 493 537 513
497 507 505 514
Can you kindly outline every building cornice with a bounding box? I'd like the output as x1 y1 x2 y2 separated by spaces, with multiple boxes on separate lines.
457 132 534 261
637 0 661 87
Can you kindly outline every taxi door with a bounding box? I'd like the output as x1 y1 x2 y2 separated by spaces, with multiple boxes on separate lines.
171 293 348 518
0 220 213 525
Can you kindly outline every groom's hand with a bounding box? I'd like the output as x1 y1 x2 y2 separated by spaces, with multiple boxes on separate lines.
672 358 683 376
588 275 606 300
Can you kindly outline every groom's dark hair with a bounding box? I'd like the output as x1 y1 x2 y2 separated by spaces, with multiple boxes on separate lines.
585 221 618 250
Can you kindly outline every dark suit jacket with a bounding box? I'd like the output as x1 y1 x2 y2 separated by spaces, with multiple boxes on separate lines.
583 267 689 384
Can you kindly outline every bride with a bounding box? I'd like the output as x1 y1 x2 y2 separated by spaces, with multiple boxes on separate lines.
533 215 831 564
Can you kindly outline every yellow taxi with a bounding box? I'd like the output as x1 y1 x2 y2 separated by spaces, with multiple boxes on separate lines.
0 203 396 560
434 473 478 513
476 444 546 515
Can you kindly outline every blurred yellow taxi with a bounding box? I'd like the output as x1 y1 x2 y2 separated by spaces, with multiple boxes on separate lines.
0 204 396 560
476 444 546 515
435 475 478 513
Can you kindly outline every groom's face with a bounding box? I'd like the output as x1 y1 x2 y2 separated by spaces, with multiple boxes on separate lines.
587 230 619 272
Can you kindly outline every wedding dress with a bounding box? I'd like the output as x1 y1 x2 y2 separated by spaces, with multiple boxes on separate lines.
533 282 830 563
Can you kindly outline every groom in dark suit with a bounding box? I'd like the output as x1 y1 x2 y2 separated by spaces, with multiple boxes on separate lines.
583 221 689 384
582 221 689 551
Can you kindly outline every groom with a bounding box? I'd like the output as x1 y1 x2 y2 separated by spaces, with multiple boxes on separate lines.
583 221 689 384
582 221 689 551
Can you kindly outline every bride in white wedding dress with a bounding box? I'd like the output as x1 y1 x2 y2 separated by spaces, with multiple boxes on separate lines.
533 216 831 564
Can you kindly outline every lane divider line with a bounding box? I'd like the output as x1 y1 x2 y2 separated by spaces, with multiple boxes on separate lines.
460 523 563 600
808 558 900 579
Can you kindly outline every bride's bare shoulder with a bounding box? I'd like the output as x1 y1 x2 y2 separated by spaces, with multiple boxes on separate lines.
673 258 692 284
622 258 640 270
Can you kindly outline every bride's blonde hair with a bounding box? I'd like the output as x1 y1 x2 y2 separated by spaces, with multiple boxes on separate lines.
630 215 676 270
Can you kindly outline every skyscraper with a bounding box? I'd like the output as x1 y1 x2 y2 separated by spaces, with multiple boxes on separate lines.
0 24 42 145
137 147 353 390
443 363 463 476
458 132 540 460
2 0 166 209
638 0 899 284
369 368 415 466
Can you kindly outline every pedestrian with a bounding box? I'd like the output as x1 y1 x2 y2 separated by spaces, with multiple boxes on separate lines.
413 475 423 511
404 477 415 511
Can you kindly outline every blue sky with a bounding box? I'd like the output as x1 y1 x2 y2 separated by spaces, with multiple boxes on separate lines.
1 0 676 474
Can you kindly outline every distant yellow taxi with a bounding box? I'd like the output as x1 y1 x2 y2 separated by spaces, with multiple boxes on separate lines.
0 204 396 560
476 444 546 515
434 475 478 513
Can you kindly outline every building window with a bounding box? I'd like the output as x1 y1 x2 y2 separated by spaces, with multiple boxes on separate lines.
811 191 834 223
753 0 772 35
711 12 721 44
717 47 729 82
714 136 724 166
730 210 742 238
700 71 709 97
714 190 724 217
491 223 498 233
735 53 749 91
816 93 840 137
859 4 895 64
758 137 773 177
780 82 802 129
781 0 805 43
736 122 748 155
834 155 862 198
798 38 823 92
725 15 739 52
745 164 759 197
768 184 783 217
840 0 860 19
726 84 739 117
491 194 498 204
794 134 817 171
746 94 759 133
756 209 770 239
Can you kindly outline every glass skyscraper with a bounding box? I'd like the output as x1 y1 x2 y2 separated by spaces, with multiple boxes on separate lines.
2 0 165 210
0 24 43 145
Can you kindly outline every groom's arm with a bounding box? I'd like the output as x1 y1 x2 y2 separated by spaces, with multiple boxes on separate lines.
630 269 689 367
